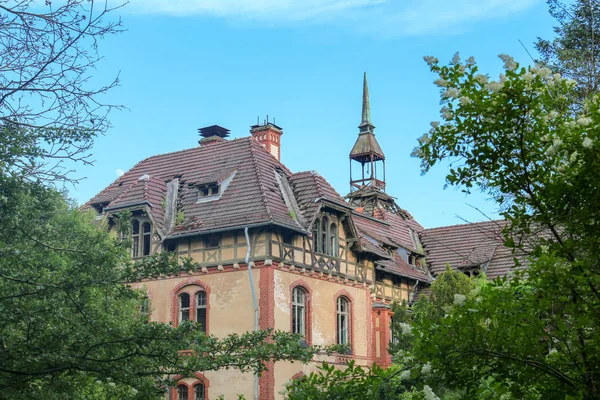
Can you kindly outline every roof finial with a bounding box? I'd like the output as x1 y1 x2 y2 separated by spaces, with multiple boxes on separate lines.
359 72 375 133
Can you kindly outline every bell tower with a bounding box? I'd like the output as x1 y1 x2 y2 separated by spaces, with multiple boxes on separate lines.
347 73 405 216
349 72 386 192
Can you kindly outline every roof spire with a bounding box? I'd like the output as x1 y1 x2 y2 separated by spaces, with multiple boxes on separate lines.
359 72 375 133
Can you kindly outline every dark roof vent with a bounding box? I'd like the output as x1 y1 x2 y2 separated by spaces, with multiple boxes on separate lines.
198 125 231 138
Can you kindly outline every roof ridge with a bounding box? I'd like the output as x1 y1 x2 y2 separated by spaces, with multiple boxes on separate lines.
310 171 325 199
142 136 252 162
424 219 505 232
248 139 275 223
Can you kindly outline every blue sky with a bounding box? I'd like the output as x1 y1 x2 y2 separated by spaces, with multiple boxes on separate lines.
73 0 555 228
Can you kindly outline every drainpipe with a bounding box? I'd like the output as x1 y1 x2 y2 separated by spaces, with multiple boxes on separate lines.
244 227 259 400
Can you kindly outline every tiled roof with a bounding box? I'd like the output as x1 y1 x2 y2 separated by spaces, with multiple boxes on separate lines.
376 252 430 282
289 171 350 228
420 220 526 279
353 209 424 254
86 137 302 237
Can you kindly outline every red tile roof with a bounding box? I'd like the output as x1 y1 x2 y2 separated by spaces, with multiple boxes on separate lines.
86 137 302 237
420 220 526 279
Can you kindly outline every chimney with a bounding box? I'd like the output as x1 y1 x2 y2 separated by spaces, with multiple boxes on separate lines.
198 125 230 147
250 118 283 161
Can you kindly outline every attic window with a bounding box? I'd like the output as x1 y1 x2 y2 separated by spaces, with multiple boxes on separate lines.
199 183 219 198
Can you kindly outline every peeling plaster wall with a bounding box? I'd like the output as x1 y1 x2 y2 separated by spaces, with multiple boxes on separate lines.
272 269 372 399
133 269 261 399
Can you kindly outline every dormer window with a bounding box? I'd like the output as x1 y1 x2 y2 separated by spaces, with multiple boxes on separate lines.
198 183 219 198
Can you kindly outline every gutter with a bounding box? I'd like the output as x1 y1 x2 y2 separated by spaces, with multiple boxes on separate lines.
244 227 260 400
165 221 306 240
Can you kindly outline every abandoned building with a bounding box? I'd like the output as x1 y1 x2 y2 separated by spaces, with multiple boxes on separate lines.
85 73 512 400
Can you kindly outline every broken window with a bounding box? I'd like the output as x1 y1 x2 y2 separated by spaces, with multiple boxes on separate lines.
336 296 350 346
198 183 219 198
203 234 219 248
196 290 207 333
179 293 190 323
292 286 308 337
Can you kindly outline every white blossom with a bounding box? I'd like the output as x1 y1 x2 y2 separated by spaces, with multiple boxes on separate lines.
499 73 507 84
434 78 448 87
399 369 411 381
547 111 558 120
577 117 592 126
583 137 594 149
522 71 535 83
399 322 413 335
475 296 482 304
451 52 460 65
459 96 473 105
466 56 476 67
553 73 562 81
570 151 579 163
424 56 439 66
566 78 577 87
486 81 503 93
498 54 516 70
108 382 116 388
442 111 453 120
453 293 466 306
424 385 441 400
469 287 481 296
421 362 432 376
443 88 459 99
131 388 138 395
430 121 440 129
538 67 552 79
475 74 488 84
549 348 558 355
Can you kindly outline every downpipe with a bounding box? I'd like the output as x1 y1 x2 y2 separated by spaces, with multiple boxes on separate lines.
244 227 259 400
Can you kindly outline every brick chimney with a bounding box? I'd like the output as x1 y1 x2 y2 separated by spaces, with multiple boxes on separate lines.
198 125 230 147
250 119 283 161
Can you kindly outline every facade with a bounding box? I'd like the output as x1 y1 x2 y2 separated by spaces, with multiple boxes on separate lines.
85 74 512 400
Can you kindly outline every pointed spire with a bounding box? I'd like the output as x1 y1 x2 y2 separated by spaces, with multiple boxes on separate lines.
359 72 375 133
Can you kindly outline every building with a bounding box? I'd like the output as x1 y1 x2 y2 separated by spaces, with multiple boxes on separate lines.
85 74 511 400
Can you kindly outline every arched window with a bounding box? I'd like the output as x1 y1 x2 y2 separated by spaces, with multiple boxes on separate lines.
329 222 338 257
336 297 350 345
179 293 190 323
320 216 328 255
292 287 307 337
142 222 152 256
130 219 153 258
196 290 207 333
312 224 320 253
177 385 188 400
132 220 140 257
194 383 205 400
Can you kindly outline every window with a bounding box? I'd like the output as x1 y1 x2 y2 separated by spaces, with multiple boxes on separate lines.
196 290 207 333
336 297 350 345
194 383 205 400
329 222 338 257
132 220 140 257
320 217 328 255
292 287 307 337
179 293 190 323
282 230 294 245
174 284 210 332
130 219 152 258
203 234 219 248
177 385 188 400
198 183 219 198
166 241 178 253
142 222 152 256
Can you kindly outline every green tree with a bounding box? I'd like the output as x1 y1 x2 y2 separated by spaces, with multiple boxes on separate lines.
412 53 600 399
536 0 600 107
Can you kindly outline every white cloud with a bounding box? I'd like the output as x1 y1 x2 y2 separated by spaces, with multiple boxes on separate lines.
116 168 125 177
124 0 539 35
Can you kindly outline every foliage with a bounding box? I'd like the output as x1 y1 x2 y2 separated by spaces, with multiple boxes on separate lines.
412 52 600 398
284 361 421 400
0 0 124 183
536 0 600 107
0 177 329 398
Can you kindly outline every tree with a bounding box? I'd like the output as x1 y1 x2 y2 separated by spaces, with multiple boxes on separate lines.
412 53 600 399
536 0 600 107
0 0 124 183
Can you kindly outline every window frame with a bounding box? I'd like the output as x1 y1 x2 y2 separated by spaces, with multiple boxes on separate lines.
172 281 211 333
336 296 350 346
130 218 153 258
334 290 354 353
289 282 312 345
170 373 209 400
